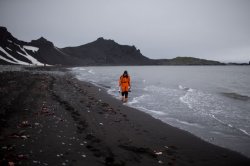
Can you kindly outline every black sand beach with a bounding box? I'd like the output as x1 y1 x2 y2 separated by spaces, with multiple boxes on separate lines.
0 67 250 166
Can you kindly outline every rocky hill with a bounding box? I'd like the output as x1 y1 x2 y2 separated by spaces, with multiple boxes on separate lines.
0 26 224 66
0 27 87 66
154 57 224 65
62 37 153 65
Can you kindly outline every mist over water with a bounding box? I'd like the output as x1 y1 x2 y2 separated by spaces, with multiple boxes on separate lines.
70 66 250 157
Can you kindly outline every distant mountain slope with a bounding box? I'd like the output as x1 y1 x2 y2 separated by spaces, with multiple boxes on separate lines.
0 26 225 66
0 26 84 66
154 57 224 65
29 37 84 65
62 37 153 65
0 27 44 65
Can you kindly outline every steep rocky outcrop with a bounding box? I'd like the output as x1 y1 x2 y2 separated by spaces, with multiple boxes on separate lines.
62 37 153 65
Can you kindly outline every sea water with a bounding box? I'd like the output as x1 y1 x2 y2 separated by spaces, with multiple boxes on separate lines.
70 66 250 157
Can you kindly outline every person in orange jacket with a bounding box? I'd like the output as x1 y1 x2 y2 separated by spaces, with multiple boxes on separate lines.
119 70 131 102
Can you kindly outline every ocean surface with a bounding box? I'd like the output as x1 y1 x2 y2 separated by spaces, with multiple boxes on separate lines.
70 66 250 157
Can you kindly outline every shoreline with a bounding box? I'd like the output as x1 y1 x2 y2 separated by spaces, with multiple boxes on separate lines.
0 67 249 165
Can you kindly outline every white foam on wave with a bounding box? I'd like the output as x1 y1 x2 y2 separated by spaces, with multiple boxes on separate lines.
128 94 149 105
178 85 200 109
210 114 250 137
210 109 223 114
135 106 167 115
179 95 193 109
239 129 250 136
210 114 236 132
165 117 204 128
69 67 80 71
71 67 86 71
179 85 195 92
143 85 180 98
128 98 139 105
75 75 83 81
88 69 95 74
107 88 120 98
179 87 221 113
210 131 234 137
175 119 204 128
178 85 186 90
144 85 171 93
210 114 226 124
107 88 115 94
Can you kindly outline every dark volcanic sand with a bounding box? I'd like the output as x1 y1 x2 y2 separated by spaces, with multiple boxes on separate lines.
0 67 249 166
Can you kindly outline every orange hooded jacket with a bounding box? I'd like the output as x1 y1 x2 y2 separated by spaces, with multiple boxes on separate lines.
119 75 130 92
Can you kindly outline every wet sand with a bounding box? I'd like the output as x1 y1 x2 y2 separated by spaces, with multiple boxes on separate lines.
0 67 249 166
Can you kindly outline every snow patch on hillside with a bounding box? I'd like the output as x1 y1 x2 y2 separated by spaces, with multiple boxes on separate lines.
0 46 46 66
24 45 39 52
6 47 12 51
0 47 29 65
18 46 43 65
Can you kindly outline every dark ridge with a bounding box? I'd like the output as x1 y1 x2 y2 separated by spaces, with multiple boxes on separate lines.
0 26 27 47
62 37 153 65
30 37 54 47
154 57 224 65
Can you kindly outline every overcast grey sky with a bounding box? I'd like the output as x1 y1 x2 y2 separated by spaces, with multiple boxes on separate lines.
0 0 250 62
